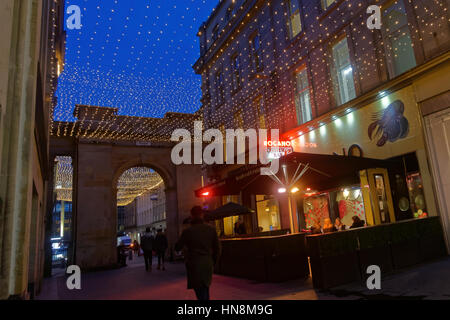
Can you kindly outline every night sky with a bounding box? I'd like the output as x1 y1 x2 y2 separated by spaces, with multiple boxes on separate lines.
55 0 218 121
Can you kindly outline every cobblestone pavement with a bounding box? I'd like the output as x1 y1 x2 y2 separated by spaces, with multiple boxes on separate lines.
37 254 450 300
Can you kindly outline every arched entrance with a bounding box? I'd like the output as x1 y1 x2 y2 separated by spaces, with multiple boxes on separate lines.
115 166 165 245
52 138 204 270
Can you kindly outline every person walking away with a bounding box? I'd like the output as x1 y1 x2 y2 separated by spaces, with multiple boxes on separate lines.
140 227 154 271
117 240 128 267
154 229 168 270
133 239 140 256
175 206 220 301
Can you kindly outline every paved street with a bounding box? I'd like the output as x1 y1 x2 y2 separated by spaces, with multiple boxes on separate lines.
37 255 450 300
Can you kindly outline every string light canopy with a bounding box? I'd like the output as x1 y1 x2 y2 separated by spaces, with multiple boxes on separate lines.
54 156 73 202
53 157 164 206
116 167 164 206
53 0 218 140
52 0 447 144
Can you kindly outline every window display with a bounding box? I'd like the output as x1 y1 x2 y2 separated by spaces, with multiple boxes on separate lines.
407 173 428 218
336 186 366 227
256 195 281 231
304 193 330 229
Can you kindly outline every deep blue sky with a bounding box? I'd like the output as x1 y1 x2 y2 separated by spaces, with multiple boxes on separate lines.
55 0 218 121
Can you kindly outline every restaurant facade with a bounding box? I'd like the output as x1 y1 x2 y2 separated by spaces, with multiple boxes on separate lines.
193 0 449 250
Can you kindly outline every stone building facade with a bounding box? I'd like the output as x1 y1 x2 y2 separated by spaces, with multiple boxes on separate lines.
0 0 65 299
194 0 450 240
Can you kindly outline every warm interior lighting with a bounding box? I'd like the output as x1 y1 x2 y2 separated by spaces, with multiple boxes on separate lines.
291 187 300 193
343 188 350 198
278 188 286 194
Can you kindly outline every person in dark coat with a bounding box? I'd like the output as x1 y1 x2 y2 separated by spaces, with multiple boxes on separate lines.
154 229 168 270
350 216 365 229
117 240 128 267
175 206 220 301
140 227 154 271
234 219 246 235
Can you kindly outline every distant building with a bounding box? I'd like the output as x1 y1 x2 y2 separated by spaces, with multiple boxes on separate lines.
120 184 166 242
117 206 126 232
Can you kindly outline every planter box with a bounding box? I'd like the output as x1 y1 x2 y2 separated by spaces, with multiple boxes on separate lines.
266 234 309 282
357 225 393 280
310 252 361 289
390 239 420 269
358 246 393 281
307 231 360 289
417 217 448 262
217 234 309 283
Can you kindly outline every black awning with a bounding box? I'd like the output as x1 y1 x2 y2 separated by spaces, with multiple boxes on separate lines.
195 152 402 197
205 202 255 221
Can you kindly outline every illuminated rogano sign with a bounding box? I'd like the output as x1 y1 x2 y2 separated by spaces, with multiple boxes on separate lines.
264 140 293 160
263 140 292 147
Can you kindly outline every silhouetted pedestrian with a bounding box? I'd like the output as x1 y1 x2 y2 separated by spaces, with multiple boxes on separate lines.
154 229 168 270
175 206 220 301
140 227 154 271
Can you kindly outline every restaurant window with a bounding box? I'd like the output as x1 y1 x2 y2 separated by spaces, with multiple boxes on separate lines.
321 0 335 10
407 173 428 218
250 33 263 72
336 186 366 227
215 70 224 105
287 0 302 39
303 193 330 229
331 37 356 105
381 0 417 78
294 66 312 125
231 53 241 92
375 174 390 223
255 96 266 129
221 195 240 236
256 195 281 232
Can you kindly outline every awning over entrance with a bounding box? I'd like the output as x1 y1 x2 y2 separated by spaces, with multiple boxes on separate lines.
195 152 402 197
205 202 255 221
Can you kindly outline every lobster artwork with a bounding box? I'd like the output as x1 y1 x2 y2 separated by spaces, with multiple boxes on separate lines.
368 100 409 147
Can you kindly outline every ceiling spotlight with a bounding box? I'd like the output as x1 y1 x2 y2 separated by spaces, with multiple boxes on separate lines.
278 188 286 194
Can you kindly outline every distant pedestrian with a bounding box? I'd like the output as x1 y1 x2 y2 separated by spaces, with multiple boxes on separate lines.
175 206 220 301
133 239 140 256
140 227 154 271
117 240 128 267
154 229 168 271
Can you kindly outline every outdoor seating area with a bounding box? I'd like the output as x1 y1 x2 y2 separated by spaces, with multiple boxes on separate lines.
213 217 447 290
306 216 447 289
215 233 309 283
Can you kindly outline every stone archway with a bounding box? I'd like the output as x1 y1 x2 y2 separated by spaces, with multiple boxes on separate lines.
111 160 179 261
72 140 203 270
